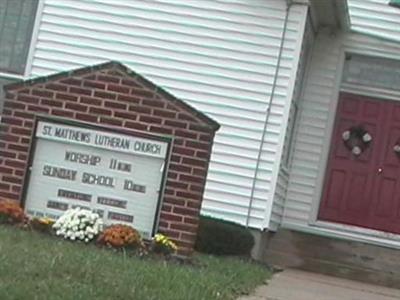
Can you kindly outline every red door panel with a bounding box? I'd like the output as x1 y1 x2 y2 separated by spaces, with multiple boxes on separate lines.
367 101 400 233
318 92 400 232
323 169 346 210
345 172 368 212
375 177 396 217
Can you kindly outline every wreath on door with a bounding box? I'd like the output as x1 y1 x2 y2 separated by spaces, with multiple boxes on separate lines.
342 125 372 156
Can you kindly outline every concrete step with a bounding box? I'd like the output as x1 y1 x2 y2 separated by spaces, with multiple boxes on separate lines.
261 229 400 288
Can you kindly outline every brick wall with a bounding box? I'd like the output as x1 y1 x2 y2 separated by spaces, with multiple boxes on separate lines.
0 62 218 255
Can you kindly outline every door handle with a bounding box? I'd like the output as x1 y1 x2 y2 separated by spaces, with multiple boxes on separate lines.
378 167 383 174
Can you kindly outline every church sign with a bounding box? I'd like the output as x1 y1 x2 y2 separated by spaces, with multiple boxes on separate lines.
24 120 170 239
0 61 220 255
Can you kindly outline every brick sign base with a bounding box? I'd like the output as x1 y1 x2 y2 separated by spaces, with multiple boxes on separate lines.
0 61 219 255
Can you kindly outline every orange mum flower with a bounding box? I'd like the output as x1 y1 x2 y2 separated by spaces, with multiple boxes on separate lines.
98 224 141 249
0 200 27 224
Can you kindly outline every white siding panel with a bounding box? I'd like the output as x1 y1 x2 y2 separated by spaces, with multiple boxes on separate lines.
29 0 307 229
283 30 400 230
349 0 400 43
246 4 307 229
269 15 313 230
269 168 289 230
284 31 342 227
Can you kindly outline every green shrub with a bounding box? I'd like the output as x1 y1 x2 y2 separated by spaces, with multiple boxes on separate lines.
195 215 254 256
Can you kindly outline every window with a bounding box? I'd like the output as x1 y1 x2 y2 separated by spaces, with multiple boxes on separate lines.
0 0 39 75
342 54 400 93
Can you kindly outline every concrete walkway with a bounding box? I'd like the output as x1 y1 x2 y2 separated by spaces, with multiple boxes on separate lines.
238 269 400 300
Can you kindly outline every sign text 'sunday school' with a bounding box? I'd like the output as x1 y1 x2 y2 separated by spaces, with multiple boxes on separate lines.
24 122 169 238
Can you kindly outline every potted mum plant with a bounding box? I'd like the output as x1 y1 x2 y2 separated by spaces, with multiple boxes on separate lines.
150 233 178 256
53 208 103 242
97 224 143 250
0 200 27 225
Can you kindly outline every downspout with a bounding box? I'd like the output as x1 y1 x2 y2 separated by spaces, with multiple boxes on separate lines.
245 1 292 227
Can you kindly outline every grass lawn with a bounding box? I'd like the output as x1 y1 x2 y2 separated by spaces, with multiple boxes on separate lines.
0 225 271 300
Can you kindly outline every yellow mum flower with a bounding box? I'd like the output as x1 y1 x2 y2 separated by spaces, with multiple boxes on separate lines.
39 217 54 225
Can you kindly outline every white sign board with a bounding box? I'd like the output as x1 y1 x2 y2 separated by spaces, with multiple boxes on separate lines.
24 121 169 239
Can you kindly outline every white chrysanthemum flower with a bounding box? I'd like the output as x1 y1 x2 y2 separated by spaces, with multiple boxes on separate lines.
362 133 372 143
352 146 362 156
52 208 103 242
342 130 351 141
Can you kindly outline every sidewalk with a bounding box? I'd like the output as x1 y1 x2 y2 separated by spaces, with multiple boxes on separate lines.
238 269 400 300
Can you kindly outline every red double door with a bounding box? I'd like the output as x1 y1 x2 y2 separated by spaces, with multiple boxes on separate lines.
319 92 400 234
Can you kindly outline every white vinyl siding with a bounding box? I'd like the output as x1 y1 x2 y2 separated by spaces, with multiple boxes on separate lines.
269 15 313 230
244 4 307 229
27 0 308 229
283 30 400 232
349 0 400 43
281 16 313 169
269 167 289 230
0 0 39 75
